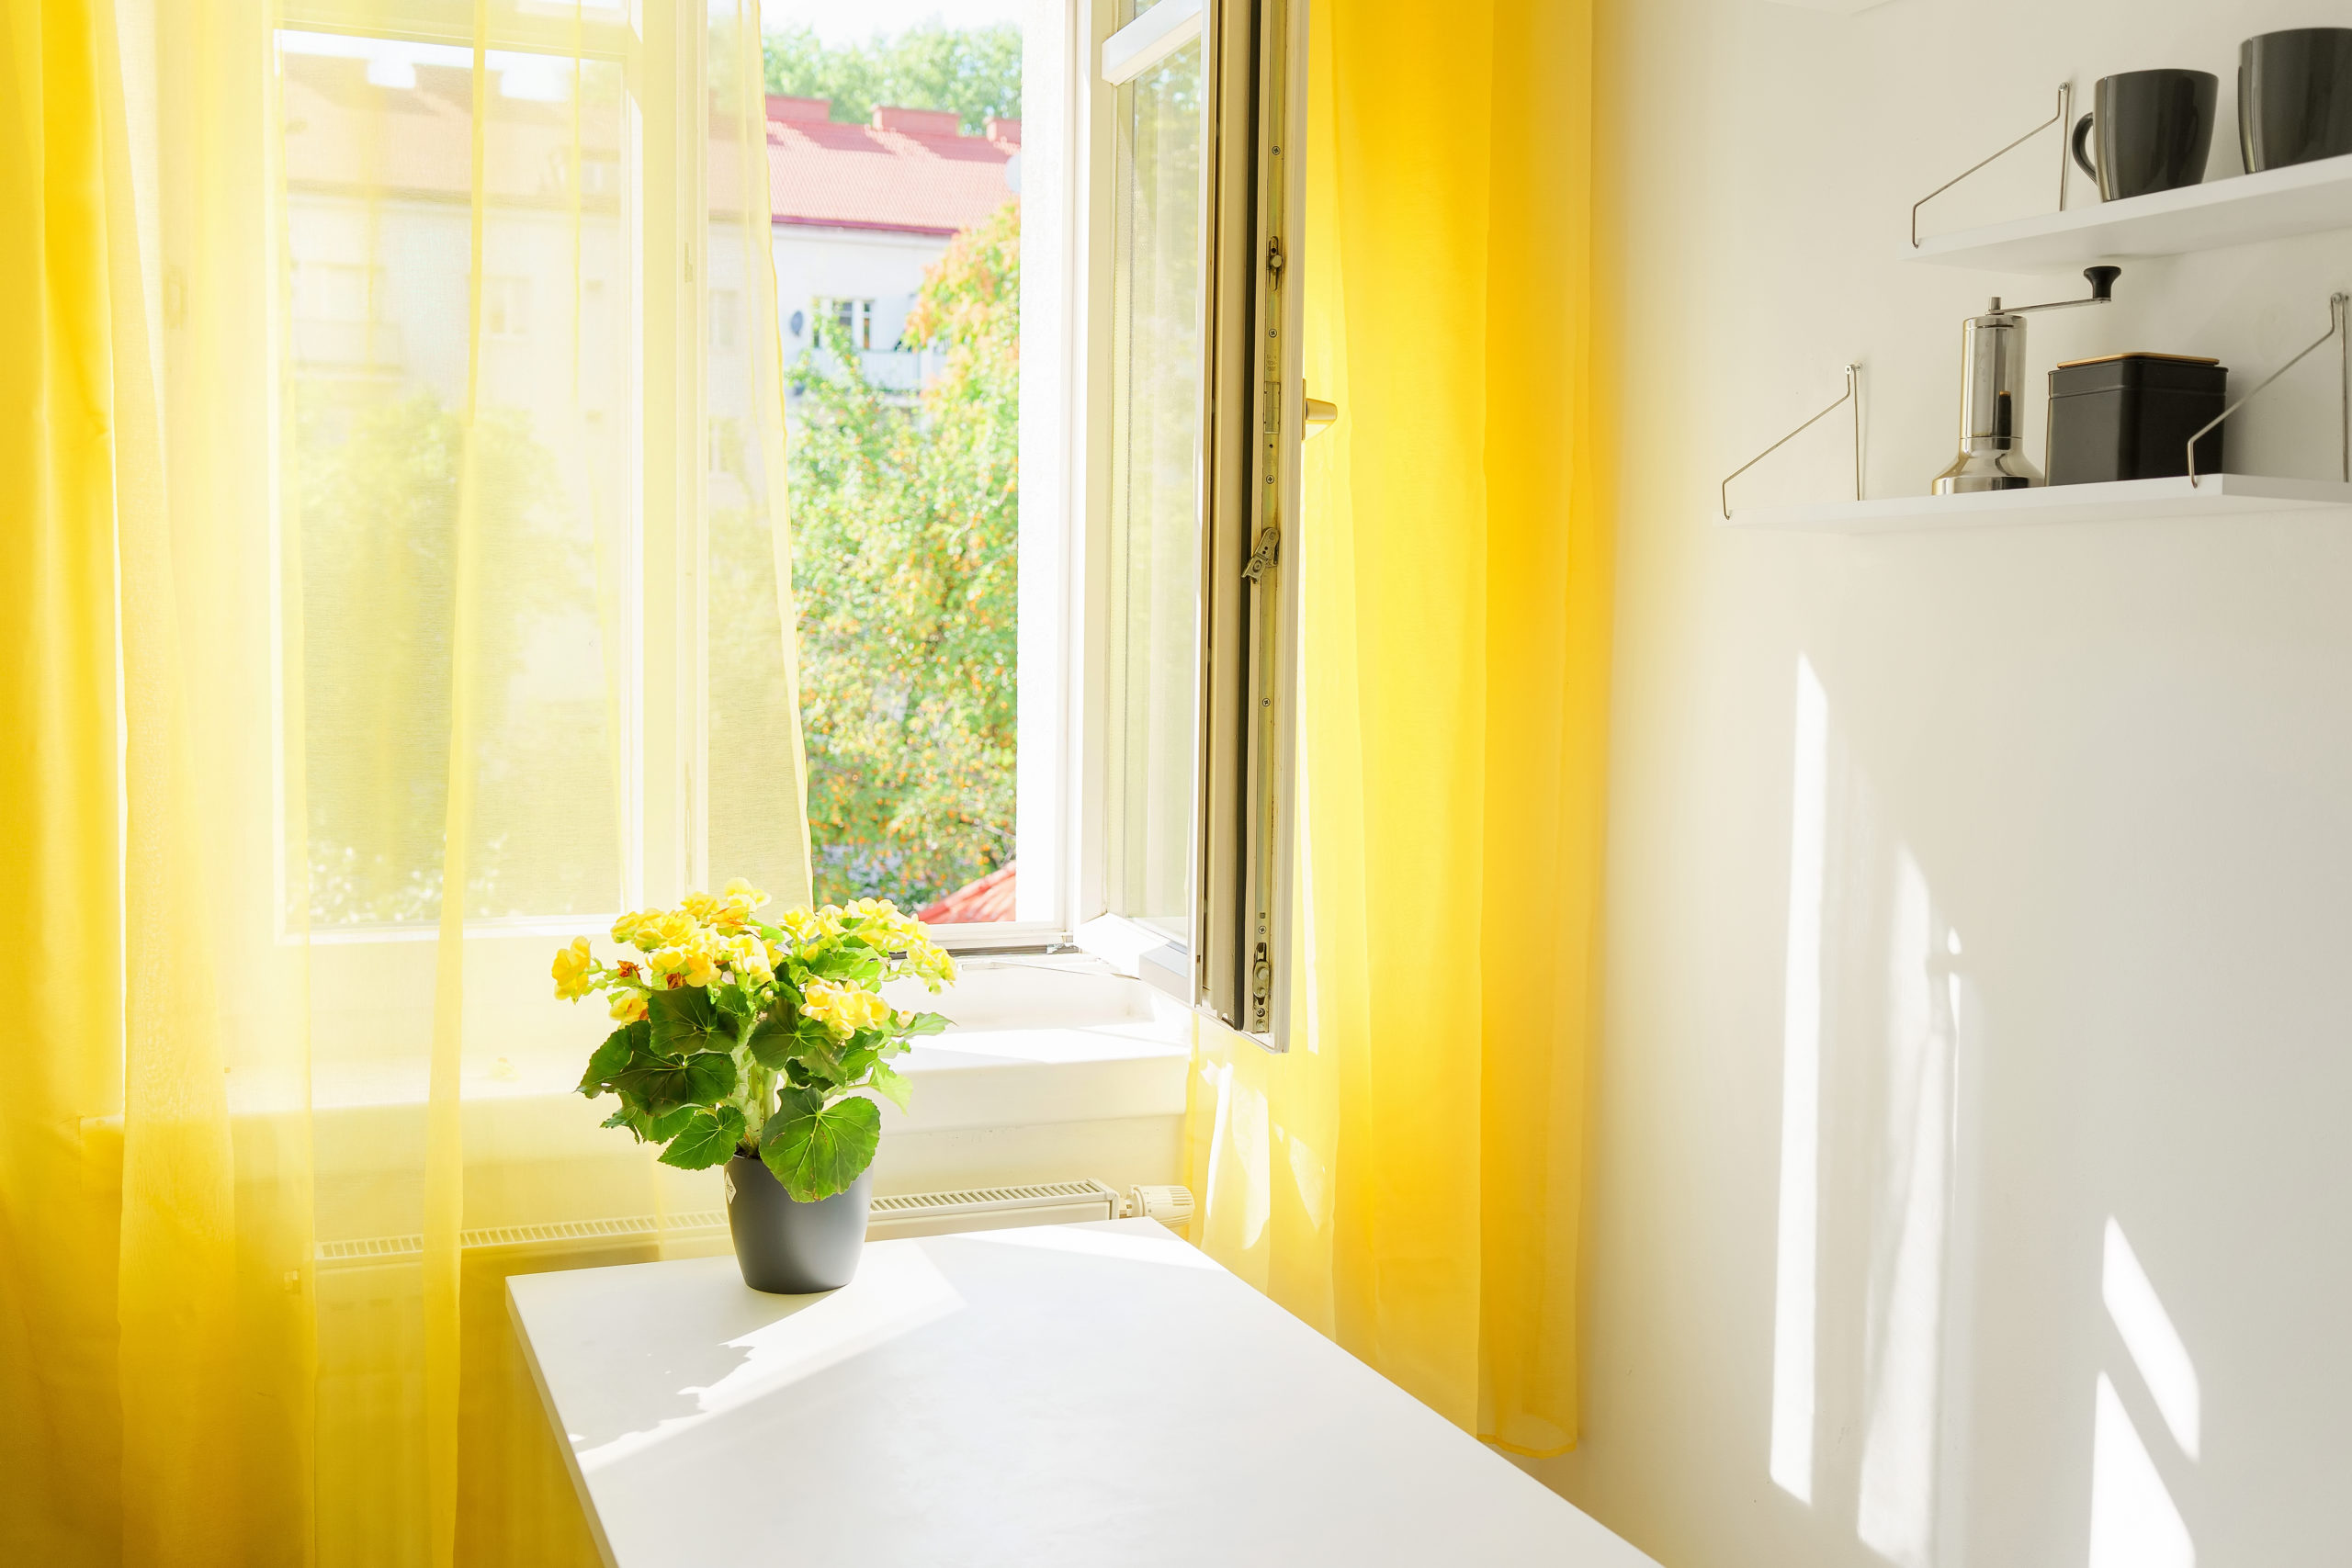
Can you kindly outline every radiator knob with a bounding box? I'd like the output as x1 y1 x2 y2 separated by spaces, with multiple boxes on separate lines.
1124 1184 1194 1228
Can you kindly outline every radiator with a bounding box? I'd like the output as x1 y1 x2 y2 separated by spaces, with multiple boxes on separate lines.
313 1179 1195 1269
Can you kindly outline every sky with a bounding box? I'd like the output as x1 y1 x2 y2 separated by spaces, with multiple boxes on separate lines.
763 0 1026 47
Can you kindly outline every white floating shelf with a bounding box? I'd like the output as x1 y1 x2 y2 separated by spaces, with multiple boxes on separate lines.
1907 151 2352 272
1724 473 2352 533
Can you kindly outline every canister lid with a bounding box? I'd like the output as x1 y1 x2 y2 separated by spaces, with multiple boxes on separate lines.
2054 352 2220 368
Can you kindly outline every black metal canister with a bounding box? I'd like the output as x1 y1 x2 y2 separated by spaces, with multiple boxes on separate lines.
2045 353 2228 485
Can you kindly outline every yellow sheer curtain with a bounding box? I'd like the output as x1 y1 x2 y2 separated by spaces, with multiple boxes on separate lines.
1 1 808 1562
1 2 130 1558
1185 0 1610 1458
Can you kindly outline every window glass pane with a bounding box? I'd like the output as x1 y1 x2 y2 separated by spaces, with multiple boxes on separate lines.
757 2 1027 919
705 0 812 907
1104 38 1204 937
280 31 628 927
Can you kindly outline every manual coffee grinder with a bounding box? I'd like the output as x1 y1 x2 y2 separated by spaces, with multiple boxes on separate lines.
1933 265 2122 492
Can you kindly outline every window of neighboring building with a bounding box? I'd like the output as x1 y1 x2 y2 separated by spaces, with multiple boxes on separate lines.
809 296 873 355
483 276 529 338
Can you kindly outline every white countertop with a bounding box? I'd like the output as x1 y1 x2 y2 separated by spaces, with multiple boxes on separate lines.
509 1220 1656 1568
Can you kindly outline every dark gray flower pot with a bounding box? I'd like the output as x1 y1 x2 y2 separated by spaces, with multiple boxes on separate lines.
723 1153 871 1293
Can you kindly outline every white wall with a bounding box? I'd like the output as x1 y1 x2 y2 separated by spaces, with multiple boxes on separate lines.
1529 4 2352 1568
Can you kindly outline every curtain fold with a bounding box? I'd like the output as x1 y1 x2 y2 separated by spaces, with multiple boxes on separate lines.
1185 0 1611 1457
0 1 130 1558
1 2 811 1562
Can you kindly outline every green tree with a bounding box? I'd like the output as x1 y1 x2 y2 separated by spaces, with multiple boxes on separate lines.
789 200 1020 907
762 21 1021 133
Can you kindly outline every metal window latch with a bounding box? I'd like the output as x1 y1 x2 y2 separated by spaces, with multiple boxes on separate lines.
1243 525 1281 581
1266 236 1285 276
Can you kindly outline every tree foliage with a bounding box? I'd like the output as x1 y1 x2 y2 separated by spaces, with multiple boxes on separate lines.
790 200 1020 908
762 21 1021 133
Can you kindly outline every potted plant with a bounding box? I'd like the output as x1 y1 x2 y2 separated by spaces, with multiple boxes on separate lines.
551 878 955 1292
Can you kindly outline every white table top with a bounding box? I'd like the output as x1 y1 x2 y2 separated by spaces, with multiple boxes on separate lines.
509 1220 1657 1568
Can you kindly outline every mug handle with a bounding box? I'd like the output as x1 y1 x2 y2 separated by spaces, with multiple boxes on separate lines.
2071 113 2098 181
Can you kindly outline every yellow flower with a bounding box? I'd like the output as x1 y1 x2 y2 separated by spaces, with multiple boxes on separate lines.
608 989 648 1024
722 876 771 910
613 910 669 953
681 890 718 921
551 936 596 1000
801 977 891 1037
728 932 773 982
652 909 697 949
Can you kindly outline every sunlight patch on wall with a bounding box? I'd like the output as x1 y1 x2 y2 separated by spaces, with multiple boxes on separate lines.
2087 1372 2195 1568
1855 848 1961 1568
2103 1218 2201 1461
1766 653 1983 1566
1770 655 1830 1504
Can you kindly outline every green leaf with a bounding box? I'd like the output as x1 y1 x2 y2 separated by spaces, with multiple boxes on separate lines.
644 1102 697 1143
743 1008 797 1069
659 1105 748 1170
834 1043 882 1086
609 1057 691 1107
648 986 721 1056
867 1061 912 1114
758 1091 881 1201
898 1010 950 1039
684 1049 738 1103
577 1020 648 1096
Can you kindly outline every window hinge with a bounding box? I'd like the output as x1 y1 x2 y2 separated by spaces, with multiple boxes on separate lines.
1242 525 1281 581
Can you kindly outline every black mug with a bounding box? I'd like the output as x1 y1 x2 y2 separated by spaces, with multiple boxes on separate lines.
2241 28 2352 173
2072 69 2218 200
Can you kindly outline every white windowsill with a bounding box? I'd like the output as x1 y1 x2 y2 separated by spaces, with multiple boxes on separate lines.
254 952 1192 1134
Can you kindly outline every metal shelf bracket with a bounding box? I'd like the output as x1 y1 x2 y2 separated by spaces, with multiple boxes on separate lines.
1912 84 2073 248
1723 363 1863 521
2188 292 2351 487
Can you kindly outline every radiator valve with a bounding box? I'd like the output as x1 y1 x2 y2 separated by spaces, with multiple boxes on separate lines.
1123 1184 1194 1229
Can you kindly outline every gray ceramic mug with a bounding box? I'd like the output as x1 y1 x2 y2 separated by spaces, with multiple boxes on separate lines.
2071 69 2218 201
2241 28 2352 173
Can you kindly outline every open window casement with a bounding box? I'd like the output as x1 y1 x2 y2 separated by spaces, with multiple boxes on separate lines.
1094 0 1307 1047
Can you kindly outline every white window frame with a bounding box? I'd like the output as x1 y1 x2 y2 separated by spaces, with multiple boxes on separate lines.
1064 0 1306 1047
283 0 1306 1059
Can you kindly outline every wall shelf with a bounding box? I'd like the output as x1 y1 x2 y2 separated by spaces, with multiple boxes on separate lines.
1724 473 2352 533
1907 152 2352 272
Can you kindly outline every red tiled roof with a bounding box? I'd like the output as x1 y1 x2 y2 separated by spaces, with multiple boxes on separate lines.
766 96 1019 237
283 55 621 207
278 62 1014 238
916 862 1016 925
